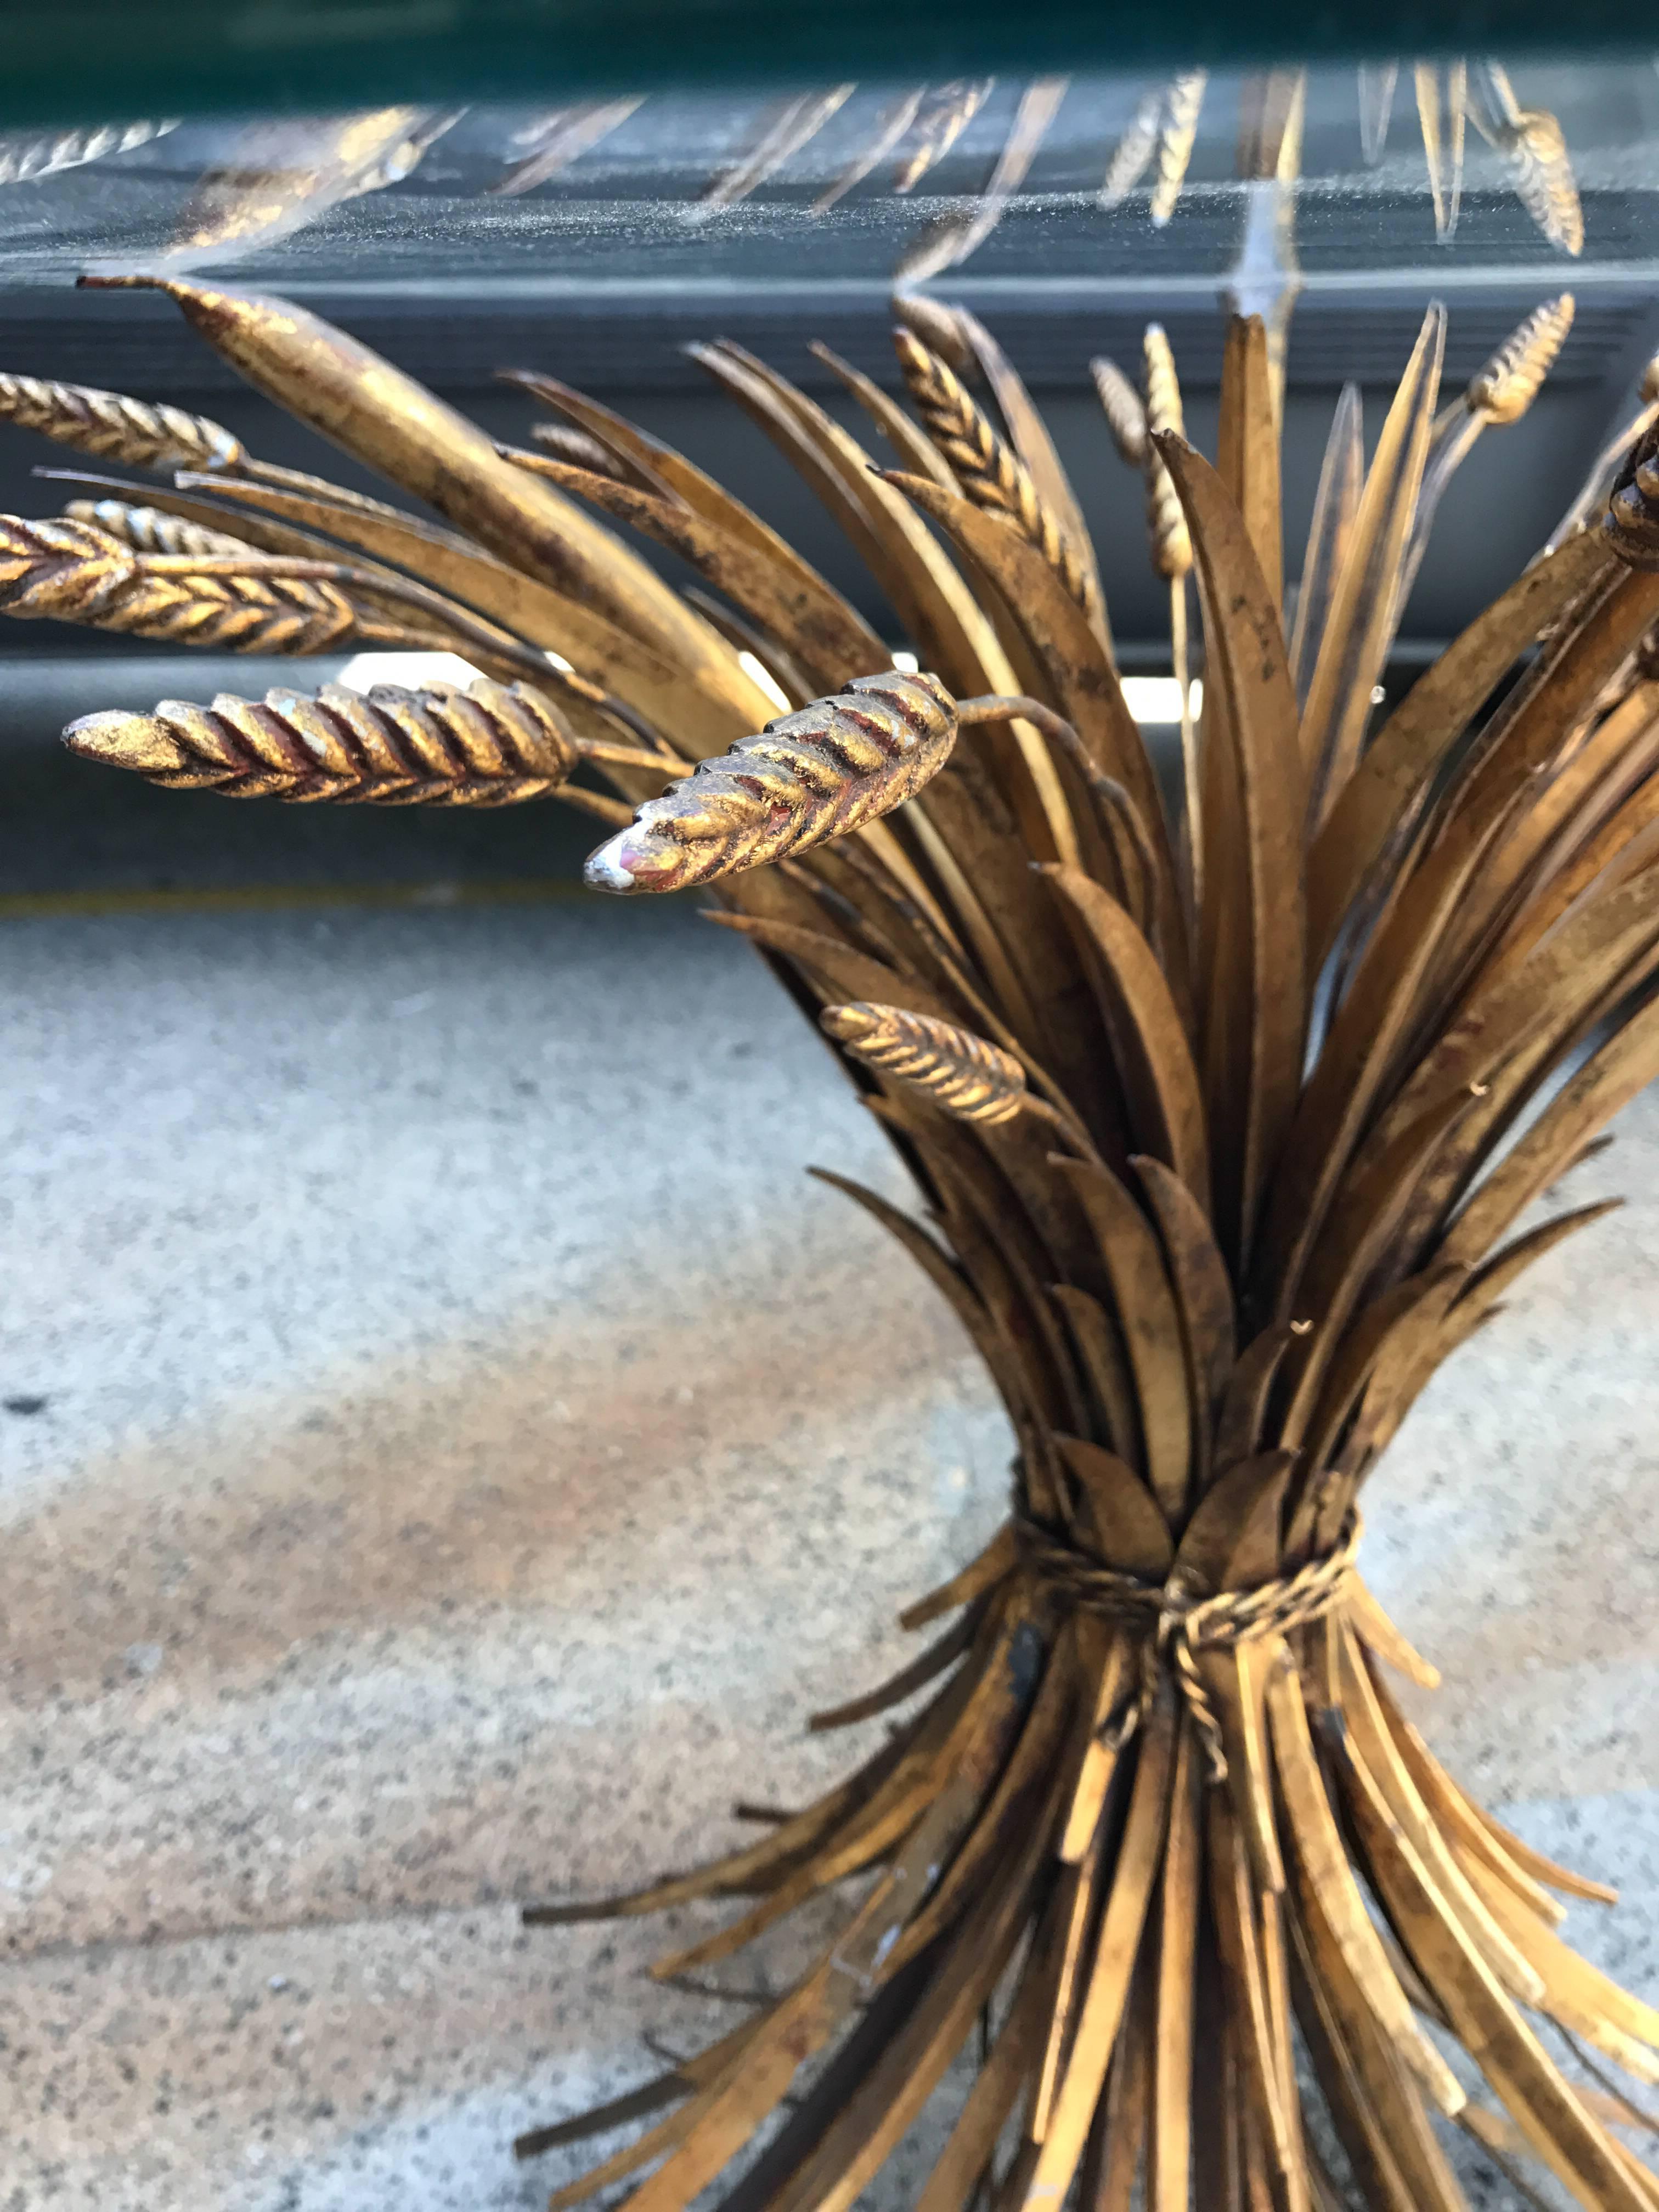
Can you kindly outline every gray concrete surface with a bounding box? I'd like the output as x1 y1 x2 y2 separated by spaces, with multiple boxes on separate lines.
1 879 1656 2209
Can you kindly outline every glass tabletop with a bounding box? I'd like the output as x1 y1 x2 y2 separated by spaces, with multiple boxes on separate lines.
0 61 1644 294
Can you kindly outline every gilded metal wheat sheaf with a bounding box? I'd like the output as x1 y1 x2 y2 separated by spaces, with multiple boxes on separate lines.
32 268 1659 2212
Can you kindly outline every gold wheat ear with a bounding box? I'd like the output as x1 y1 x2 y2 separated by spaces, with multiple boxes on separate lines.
0 373 245 472
820 1002 1028 1124
65 679 585 805
0 505 560 673
583 670 958 893
891 289 978 375
60 498 263 561
1399 292 1575 616
0 512 359 652
893 326 1099 624
1466 291 1576 426
44 279 1659 2212
64 676 676 819
1091 355 1148 466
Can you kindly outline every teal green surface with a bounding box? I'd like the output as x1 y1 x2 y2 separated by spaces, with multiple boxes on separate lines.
0 2 1646 127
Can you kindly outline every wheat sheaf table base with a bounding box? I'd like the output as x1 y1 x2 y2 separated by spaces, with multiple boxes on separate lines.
13 268 1659 2210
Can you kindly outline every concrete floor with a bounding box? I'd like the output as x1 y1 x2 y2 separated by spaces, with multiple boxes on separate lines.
1 731 1657 2208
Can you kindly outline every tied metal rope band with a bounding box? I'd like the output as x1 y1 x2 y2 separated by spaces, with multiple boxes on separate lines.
1013 1505 1364 1779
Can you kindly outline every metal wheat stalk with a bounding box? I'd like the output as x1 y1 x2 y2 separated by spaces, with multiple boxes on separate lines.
37 269 1659 2212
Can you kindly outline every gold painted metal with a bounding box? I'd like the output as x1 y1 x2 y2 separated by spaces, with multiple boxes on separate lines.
1605 426 1659 573
43 275 1659 2212
821 1002 1029 1124
62 677 616 808
583 671 957 893
1091 356 1149 467
0 509 552 668
1466 292 1577 427
1397 296 1578 612
0 512 362 652
0 373 245 472
1141 325 1201 900
895 326 1099 624
62 498 267 560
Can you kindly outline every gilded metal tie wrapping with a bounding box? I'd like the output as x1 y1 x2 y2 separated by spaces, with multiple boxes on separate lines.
1014 1507 1363 1779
